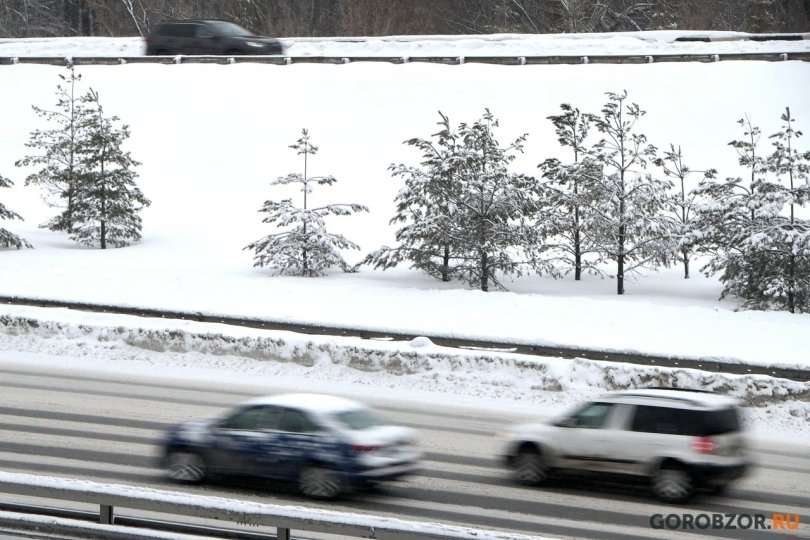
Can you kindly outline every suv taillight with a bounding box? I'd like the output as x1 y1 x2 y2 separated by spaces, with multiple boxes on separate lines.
691 436 716 454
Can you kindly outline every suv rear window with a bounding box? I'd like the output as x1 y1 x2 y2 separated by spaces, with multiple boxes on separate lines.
631 405 740 436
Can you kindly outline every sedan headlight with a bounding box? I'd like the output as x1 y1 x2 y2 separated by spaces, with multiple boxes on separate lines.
246 41 265 48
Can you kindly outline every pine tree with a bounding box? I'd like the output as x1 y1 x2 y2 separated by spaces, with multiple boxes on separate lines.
364 112 466 282
70 89 150 249
16 64 89 233
0 173 32 249
756 107 810 312
590 91 677 295
245 129 368 277
688 116 772 307
371 111 541 291
654 145 717 279
537 103 603 280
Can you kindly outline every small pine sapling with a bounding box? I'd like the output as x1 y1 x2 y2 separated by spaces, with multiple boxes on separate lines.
245 129 368 277
654 144 717 279
16 64 90 233
70 89 151 249
589 91 677 295
537 103 603 280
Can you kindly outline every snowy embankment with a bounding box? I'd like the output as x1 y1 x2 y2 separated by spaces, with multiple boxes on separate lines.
1 305 808 442
1 30 809 58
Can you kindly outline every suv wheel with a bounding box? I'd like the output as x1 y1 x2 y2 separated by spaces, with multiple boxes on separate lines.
299 465 345 499
652 464 693 503
166 451 207 483
512 446 550 486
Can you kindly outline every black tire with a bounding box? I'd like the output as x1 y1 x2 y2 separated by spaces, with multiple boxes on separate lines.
652 464 694 503
298 464 345 499
512 446 550 486
165 450 207 484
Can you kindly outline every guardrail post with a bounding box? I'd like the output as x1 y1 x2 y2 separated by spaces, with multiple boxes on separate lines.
277 527 291 540
100 504 114 524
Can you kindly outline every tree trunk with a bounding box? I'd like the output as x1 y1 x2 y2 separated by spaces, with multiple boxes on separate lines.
480 250 489 292
683 247 690 279
574 225 581 281
788 251 795 313
617 224 625 295
442 244 450 282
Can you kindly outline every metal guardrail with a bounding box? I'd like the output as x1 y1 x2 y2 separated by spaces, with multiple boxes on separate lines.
1 295 809 381
0 52 809 66
0 472 542 540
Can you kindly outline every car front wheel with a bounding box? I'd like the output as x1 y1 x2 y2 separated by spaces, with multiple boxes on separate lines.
298 465 345 499
166 451 207 483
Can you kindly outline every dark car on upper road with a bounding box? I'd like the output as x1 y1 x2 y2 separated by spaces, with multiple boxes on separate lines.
161 393 421 499
145 20 284 56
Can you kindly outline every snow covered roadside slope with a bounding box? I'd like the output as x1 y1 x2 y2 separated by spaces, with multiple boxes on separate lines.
1 55 809 368
0 30 809 57
1 305 808 443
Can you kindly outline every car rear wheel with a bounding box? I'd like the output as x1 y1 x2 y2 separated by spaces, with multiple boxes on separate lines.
166 451 207 483
512 446 550 486
652 465 693 503
298 465 345 499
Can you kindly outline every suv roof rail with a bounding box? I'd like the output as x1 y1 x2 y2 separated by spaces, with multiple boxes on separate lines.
642 386 716 394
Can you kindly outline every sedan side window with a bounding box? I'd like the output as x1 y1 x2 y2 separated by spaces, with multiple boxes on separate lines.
570 402 614 429
255 407 282 430
278 409 318 433
220 407 264 430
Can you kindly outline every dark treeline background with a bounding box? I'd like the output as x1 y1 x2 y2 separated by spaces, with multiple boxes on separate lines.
1 0 809 38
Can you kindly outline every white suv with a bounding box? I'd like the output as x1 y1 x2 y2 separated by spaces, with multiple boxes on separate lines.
499 388 749 503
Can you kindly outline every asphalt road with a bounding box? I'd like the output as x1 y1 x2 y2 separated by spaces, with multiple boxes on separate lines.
0 360 808 540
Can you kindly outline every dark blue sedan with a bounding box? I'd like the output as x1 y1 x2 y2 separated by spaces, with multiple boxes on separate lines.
161 393 421 498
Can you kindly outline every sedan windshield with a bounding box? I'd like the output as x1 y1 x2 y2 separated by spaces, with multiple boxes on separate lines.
334 408 386 430
211 21 253 37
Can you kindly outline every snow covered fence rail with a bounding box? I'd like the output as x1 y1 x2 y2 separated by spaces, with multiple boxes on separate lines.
2 295 810 381
0 52 809 66
0 471 544 540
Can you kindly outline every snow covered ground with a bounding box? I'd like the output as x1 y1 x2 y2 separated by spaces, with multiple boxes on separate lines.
0 30 808 58
0 33 808 442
